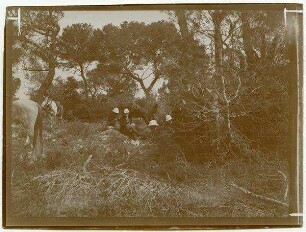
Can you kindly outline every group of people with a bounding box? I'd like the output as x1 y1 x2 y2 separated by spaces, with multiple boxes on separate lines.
107 106 173 140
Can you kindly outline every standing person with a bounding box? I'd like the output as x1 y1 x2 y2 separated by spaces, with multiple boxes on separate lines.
107 107 120 129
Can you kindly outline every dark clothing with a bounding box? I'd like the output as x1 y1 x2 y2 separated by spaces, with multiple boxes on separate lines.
150 120 182 143
119 114 139 139
127 102 158 124
107 113 120 129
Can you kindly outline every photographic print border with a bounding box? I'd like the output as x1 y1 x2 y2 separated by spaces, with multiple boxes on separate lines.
2 3 303 229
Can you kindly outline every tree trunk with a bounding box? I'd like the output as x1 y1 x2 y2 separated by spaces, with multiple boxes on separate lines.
240 12 254 71
145 59 161 98
211 11 232 158
175 10 190 39
213 12 223 69
35 63 56 104
212 10 224 140
33 33 57 104
79 64 89 100
143 88 152 99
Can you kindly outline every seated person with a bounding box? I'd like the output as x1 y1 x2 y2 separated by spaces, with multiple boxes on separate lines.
165 114 173 126
107 107 120 129
147 119 160 142
148 119 159 129
119 108 140 139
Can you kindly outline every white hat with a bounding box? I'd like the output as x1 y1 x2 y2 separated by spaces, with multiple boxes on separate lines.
148 120 159 127
165 114 172 122
112 108 119 114
124 108 129 114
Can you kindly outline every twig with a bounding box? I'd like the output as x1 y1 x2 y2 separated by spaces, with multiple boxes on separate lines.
278 171 288 201
230 75 242 101
230 182 288 207
82 155 93 173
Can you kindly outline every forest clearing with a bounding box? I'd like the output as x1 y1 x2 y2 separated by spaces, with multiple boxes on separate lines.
6 6 292 219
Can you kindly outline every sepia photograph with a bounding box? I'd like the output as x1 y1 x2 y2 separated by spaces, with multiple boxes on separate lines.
2 2 303 228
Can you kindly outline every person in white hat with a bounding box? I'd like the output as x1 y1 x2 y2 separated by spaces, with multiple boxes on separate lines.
107 107 120 129
148 119 159 127
148 120 159 134
163 114 176 137
119 107 140 140
147 119 160 142
112 108 119 114
165 114 173 125
122 108 131 126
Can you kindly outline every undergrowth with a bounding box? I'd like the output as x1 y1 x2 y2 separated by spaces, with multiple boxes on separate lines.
10 119 289 217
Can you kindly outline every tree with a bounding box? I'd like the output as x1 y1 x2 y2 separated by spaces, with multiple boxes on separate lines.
159 9 288 162
95 21 181 98
6 8 23 99
58 23 97 100
175 10 191 38
87 66 137 100
19 10 63 103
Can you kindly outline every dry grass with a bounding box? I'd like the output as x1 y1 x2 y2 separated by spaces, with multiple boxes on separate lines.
10 119 289 217
33 165 187 216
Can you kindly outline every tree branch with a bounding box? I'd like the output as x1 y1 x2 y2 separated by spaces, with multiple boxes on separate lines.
230 75 242 102
123 67 149 94
230 181 288 207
